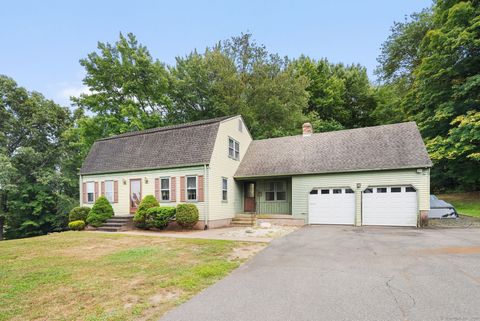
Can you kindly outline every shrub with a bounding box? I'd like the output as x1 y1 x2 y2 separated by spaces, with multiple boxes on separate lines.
176 204 199 228
69 206 91 222
86 196 114 227
68 220 86 231
133 195 159 229
147 206 176 229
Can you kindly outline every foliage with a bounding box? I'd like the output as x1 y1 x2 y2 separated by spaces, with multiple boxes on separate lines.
0 75 77 239
68 220 86 231
146 206 176 229
86 196 113 227
72 32 171 146
133 195 159 229
69 206 91 222
176 204 199 228
376 0 480 191
293 57 377 129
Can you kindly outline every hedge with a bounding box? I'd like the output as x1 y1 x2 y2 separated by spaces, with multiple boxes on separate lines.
68 220 86 231
86 196 114 227
133 195 159 229
176 204 199 228
146 206 176 229
69 206 91 222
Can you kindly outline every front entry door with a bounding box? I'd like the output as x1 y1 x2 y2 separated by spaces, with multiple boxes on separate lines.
130 179 142 213
244 182 256 212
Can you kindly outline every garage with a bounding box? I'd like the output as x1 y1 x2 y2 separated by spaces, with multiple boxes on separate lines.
362 186 418 226
308 187 355 225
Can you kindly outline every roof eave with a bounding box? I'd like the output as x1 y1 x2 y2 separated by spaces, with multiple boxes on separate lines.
234 164 432 179
79 162 209 176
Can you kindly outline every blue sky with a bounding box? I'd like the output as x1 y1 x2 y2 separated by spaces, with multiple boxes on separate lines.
0 0 431 106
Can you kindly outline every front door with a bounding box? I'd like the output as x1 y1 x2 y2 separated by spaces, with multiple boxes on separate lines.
244 182 256 212
130 179 142 213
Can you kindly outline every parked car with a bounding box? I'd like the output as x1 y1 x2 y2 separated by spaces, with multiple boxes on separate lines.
429 195 458 218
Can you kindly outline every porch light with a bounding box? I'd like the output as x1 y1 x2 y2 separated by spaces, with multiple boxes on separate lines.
144 177 149 184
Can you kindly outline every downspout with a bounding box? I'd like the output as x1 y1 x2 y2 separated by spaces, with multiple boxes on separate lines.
79 174 83 206
204 164 209 229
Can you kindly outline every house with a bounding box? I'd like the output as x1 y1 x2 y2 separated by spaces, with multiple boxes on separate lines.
79 115 432 228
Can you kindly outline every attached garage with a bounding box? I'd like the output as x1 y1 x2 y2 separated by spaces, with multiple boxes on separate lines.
308 188 355 225
362 186 418 226
235 121 433 227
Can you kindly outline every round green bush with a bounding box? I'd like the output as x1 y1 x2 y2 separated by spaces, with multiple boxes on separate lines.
133 195 159 229
68 220 86 231
86 196 114 227
146 206 176 229
69 206 91 222
175 204 199 228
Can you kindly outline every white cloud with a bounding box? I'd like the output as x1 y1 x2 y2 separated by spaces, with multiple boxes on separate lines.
57 84 91 100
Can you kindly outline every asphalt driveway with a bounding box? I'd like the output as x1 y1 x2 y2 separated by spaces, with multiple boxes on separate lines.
161 226 480 321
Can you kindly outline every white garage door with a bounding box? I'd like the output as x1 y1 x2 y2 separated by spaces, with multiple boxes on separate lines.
362 186 417 226
308 188 355 225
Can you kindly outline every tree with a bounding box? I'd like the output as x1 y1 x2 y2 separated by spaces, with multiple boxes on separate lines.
169 33 309 138
0 75 76 239
293 57 377 130
72 33 172 145
376 0 480 191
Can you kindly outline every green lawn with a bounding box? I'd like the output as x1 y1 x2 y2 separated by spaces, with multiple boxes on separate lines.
437 192 480 217
0 232 264 321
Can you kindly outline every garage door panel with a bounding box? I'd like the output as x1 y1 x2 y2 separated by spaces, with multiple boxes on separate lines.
362 187 417 226
309 188 355 225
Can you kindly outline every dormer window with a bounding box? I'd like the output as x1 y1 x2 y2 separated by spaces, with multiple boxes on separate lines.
228 137 240 160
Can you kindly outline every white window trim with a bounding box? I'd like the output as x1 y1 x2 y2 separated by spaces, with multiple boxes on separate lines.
160 177 171 201
228 137 240 161
105 180 114 203
86 181 95 204
265 181 287 202
222 177 228 202
186 175 198 202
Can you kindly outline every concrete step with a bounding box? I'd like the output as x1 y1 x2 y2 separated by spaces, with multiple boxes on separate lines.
102 222 123 227
97 226 120 232
106 218 131 223
232 217 256 220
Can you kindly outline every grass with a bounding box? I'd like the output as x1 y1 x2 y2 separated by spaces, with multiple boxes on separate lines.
437 192 480 217
0 232 264 321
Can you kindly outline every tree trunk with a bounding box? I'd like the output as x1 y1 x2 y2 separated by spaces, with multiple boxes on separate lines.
0 216 4 241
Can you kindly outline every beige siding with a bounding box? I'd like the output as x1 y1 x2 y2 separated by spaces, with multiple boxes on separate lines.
292 168 430 225
80 166 206 218
207 116 253 220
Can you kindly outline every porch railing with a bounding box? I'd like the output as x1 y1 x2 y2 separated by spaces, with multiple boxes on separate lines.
255 201 292 215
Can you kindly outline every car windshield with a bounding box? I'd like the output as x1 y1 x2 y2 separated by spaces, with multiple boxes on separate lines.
430 195 438 200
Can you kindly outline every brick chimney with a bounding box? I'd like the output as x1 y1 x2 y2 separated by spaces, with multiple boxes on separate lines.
302 122 313 137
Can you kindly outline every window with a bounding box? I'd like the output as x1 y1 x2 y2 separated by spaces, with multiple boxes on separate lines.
266 182 286 201
228 138 240 160
406 186 416 192
321 189 330 194
309 189 318 195
238 119 243 132
161 177 170 201
86 182 95 203
333 189 342 194
364 188 373 193
222 178 228 201
345 188 354 194
186 176 197 201
105 180 114 203
377 187 387 193
391 187 401 193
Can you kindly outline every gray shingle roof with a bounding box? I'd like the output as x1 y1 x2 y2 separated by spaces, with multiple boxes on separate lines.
80 116 233 175
235 122 432 177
